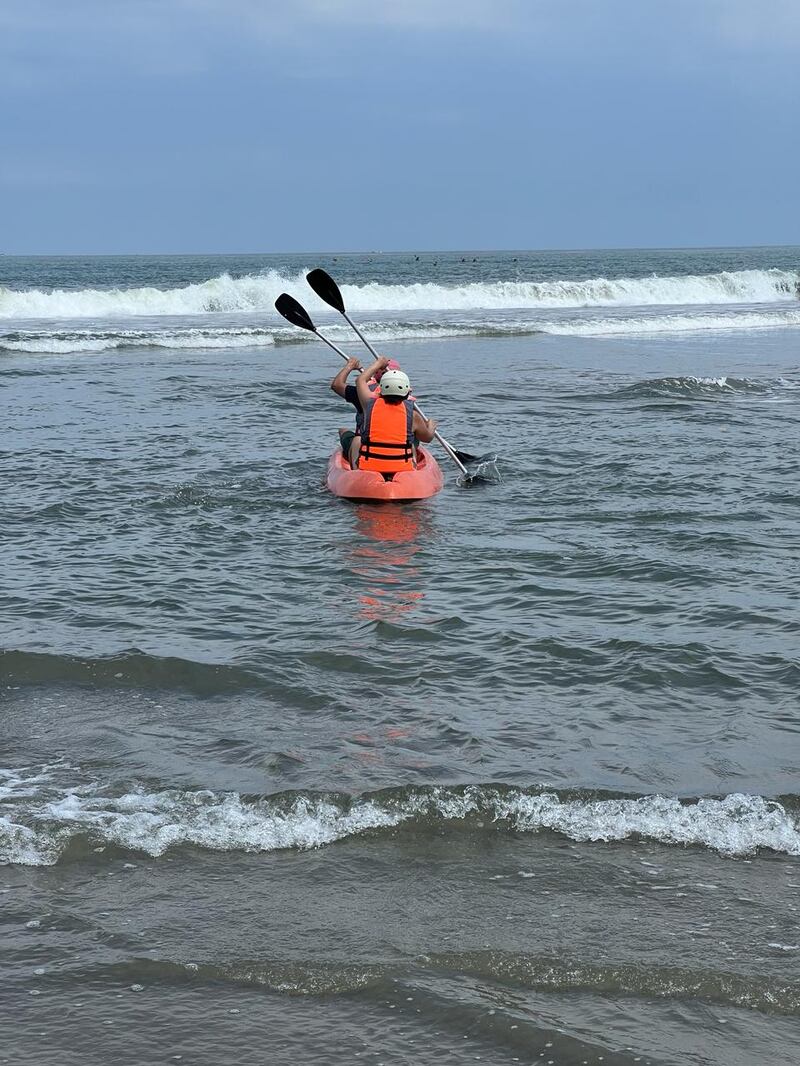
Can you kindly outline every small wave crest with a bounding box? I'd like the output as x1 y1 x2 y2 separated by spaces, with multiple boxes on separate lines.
62 954 800 1014
0 649 264 695
2 773 798 866
540 307 800 336
615 375 792 400
0 327 277 354
4 308 800 355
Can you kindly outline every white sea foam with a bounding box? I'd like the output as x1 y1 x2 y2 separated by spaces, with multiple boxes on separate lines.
495 792 800 856
539 308 800 336
4 306 800 354
0 268 796 321
1 771 798 866
0 328 278 355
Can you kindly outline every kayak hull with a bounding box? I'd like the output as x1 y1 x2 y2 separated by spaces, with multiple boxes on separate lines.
326 446 444 501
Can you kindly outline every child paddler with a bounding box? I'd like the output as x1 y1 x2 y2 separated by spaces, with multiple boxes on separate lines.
354 356 437 473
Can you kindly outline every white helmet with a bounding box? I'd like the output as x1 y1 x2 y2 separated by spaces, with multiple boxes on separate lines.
379 369 411 398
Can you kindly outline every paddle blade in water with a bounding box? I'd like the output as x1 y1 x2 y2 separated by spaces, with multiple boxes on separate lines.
459 454 502 485
307 269 346 314
275 293 317 332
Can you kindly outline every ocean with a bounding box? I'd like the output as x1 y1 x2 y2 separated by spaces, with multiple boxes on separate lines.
1 248 799 1065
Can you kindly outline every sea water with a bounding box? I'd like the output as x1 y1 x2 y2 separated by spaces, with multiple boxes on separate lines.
1 248 799 1065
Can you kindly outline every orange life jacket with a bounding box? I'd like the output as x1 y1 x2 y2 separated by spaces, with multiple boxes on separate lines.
359 397 415 473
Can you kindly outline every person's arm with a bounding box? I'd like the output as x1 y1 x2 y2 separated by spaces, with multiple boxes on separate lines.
412 409 437 443
356 356 389 406
330 357 361 397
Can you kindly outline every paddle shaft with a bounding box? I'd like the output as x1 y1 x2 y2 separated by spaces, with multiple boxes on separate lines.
310 326 353 363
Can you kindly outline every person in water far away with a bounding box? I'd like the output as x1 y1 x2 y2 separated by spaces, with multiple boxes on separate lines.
331 355 402 468
354 356 437 473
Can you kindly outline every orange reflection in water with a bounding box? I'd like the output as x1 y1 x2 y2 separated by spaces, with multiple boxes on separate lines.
347 503 434 622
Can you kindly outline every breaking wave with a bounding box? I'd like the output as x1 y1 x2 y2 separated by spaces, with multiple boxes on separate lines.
336 268 800 311
2 768 798 866
0 267 797 321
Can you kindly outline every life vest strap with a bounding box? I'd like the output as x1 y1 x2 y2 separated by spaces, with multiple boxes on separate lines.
361 440 414 462
364 439 412 450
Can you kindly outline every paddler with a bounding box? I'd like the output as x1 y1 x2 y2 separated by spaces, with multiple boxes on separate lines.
331 355 403 468
354 356 437 472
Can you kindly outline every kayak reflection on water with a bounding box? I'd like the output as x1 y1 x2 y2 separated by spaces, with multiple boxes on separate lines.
345 503 434 622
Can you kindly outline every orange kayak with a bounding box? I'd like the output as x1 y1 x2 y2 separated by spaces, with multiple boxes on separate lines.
326 445 444 501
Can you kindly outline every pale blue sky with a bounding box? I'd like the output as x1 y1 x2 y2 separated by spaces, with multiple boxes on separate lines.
2 0 799 253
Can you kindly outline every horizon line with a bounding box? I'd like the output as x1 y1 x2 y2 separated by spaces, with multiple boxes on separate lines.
2 242 799 259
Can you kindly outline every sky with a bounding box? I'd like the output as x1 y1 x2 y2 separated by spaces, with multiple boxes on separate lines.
1 0 799 253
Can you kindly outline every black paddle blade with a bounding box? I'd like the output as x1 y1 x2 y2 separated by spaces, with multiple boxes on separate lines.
306 268 346 314
453 449 480 465
275 293 316 332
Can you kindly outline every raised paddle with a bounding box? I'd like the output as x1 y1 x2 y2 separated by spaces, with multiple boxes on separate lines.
305 268 478 472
